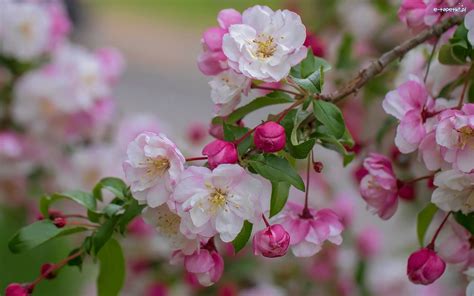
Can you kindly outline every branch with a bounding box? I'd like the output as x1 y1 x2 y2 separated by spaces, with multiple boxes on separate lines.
321 15 463 103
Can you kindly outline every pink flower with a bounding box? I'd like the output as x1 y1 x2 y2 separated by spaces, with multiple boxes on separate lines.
399 0 474 31
359 153 399 220
183 249 224 286
5 283 30 296
47 2 71 50
252 224 290 258
222 5 307 82
382 75 433 153
123 132 185 208
277 202 344 257
435 104 474 173
253 122 286 152
437 220 472 265
356 226 382 258
407 248 446 285
304 32 325 57
186 122 208 145
173 165 268 242
95 47 125 85
202 140 238 169
398 0 428 31
197 9 241 75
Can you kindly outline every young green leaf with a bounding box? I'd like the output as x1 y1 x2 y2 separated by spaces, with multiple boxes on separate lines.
9 220 87 253
93 177 128 200
270 182 290 217
93 215 121 255
97 239 125 296
52 191 97 212
248 154 305 191
232 221 253 253
416 203 438 247
313 100 346 139
215 91 293 124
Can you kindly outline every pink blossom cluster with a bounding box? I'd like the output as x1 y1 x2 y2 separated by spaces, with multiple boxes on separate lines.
399 0 474 32
198 5 307 116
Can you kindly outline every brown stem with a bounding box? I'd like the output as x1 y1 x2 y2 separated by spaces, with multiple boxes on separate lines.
29 250 83 291
185 156 208 162
262 214 270 227
424 38 439 83
427 212 451 249
301 154 313 219
402 174 434 185
276 99 305 123
320 15 463 103
251 84 301 96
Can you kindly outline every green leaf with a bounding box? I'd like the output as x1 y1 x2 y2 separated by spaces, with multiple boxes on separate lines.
223 123 252 155
93 215 120 255
232 221 253 253
313 100 346 139
248 154 305 191
317 133 355 166
39 194 62 217
93 178 128 201
97 239 125 296
290 50 331 94
118 200 145 234
454 212 474 235
52 191 97 212
67 248 84 270
270 182 290 217
9 220 87 253
439 43 468 65
416 203 438 247
287 139 316 159
215 91 293 124
290 109 312 145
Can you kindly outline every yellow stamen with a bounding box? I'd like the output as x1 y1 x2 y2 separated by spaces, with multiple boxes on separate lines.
253 35 277 59
208 188 228 213
458 126 474 149
145 156 170 177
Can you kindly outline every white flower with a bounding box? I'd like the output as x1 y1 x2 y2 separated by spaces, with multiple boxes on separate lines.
209 69 250 116
143 205 200 255
222 5 307 82
465 10 474 46
173 164 267 242
1 2 51 61
123 132 185 208
431 170 474 214
52 43 111 109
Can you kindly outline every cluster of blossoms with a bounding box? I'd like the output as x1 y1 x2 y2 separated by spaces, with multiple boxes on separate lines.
356 5 474 293
5 1 474 295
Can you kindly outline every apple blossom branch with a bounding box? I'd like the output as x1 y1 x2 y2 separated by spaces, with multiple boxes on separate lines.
320 15 464 103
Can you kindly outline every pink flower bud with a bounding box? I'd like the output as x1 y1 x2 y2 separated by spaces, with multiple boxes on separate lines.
313 161 323 173
398 183 415 201
253 122 286 153
252 224 290 258
40 263 56 279
304 32 325 57
184 249 224 286
202 140 238 169
53 217 66 228
186 122 207 145
407 248 446 285
203 27 226 51
145 282 168 296
5 283 30 296
217 9 242 29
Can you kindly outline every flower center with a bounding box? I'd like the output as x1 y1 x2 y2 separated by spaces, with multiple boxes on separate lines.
145 156 170 177
156 208 181 237
458 126 474 149
19 21 33 40
208 188 228 213
253 34 277 59
463 190 474 212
